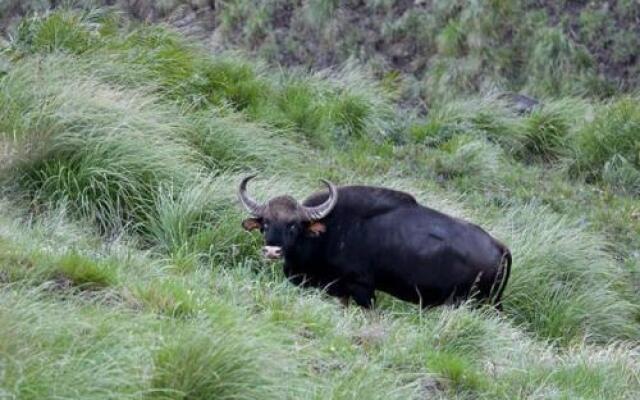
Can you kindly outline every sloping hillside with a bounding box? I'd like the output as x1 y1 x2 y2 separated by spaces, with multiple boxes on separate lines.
0 7 639 400
3 0 639 103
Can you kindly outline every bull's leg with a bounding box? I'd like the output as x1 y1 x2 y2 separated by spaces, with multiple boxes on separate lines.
323 283 350 307
283 263 308 287
348 283 375 309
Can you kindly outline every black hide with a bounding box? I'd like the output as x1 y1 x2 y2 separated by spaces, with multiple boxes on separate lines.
281 186 511 309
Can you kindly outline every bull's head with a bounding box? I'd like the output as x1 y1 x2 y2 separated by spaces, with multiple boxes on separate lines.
238 175 338 260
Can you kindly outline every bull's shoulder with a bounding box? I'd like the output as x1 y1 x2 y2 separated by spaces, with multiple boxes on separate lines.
303 185 417 218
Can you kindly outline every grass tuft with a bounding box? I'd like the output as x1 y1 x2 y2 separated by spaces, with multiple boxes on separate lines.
570 96 640 184
498 205 639 343
516 98 588 162
427 134 503 183
134 278 197 318
55 251 117 289
11 9 100 54
526 27 594 96
149 322 287 400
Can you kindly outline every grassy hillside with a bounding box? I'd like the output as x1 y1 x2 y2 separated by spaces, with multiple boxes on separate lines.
3 0 639 103
0 7 639 400
212 0 640 100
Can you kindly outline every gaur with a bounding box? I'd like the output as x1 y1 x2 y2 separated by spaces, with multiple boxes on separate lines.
238 176 511 309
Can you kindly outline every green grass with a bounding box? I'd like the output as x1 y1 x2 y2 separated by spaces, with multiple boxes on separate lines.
54 251 118 289
0 8 639 400
516 98 588 162
570 96 640 183
149 321 288 400
0 50 200 193
497 205 638 343
188 0 638 101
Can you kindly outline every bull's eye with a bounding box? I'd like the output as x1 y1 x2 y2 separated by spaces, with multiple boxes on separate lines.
288 223 297 233
261 222 269 232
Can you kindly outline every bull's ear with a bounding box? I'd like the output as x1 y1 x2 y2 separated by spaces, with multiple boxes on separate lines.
306 221 326 237
242 218 262 231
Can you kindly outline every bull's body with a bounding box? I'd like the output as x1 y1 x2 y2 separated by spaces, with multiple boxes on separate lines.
282 186 511 308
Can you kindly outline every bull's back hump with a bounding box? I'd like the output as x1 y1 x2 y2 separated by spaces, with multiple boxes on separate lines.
303 185 417 219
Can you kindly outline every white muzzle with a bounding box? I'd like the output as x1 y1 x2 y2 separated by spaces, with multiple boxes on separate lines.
262 246 282 260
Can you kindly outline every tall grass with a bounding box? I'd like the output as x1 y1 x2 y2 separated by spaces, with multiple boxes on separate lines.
149 322 290 400
10 8 112 54
526 27 595 96
142 177 258 270
497 205 639 343
570 96 640 184
510 98 590 163
0 56 199 234
0 287 151 399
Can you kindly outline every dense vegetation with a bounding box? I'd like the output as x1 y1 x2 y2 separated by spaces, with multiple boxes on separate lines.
4 0 639 101
0 3 639 399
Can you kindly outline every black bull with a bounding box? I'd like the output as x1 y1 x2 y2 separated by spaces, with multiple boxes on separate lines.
239 178 511 309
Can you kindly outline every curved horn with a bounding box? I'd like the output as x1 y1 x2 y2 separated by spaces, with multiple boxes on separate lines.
303 179 338 220
238 174 265 216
